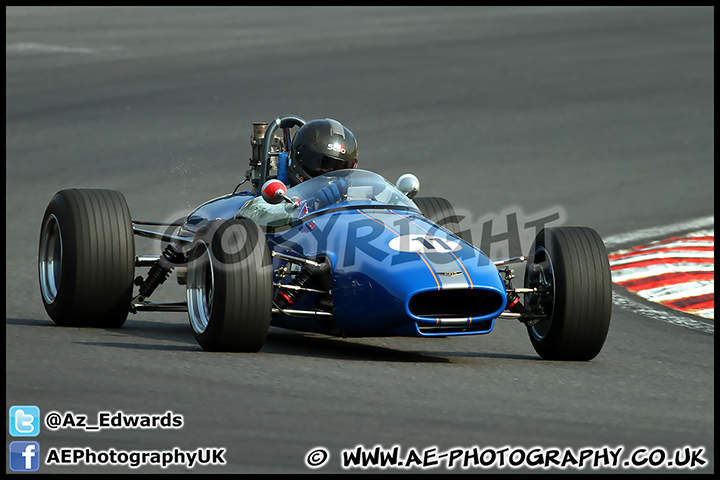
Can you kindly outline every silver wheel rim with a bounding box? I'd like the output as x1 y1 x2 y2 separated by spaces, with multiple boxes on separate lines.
39 214 63 304
187 240 214 334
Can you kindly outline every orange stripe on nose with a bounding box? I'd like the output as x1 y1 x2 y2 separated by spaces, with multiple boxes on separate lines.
389 209 470 287
416 251 441 291
356 209 441 290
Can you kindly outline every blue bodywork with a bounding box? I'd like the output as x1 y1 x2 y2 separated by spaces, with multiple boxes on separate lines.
181 170 507 338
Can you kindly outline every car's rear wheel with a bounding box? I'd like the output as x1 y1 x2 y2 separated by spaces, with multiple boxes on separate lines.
413 196 471 242
187 219 272 352
523 226 612 361
38 189 135 327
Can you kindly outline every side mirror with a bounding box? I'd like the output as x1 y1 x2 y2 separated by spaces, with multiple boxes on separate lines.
396 173 420 199
261 179 287 204
261 179 300 210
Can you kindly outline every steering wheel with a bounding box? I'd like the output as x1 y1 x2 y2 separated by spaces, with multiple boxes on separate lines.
259 114 306 188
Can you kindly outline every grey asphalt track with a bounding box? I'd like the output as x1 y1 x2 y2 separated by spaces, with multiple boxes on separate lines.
6 7 714 473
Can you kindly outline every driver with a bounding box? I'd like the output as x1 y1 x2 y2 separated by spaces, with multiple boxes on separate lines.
277 118 359 209
281 118 358 186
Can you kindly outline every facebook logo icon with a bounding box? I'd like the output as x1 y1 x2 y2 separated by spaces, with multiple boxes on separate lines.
9 441 41 472
9 405 40 437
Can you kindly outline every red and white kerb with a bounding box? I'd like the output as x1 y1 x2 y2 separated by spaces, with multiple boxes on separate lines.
608 230 714 319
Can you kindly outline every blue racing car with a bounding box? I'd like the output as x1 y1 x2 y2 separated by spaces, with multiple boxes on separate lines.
38 115 612 360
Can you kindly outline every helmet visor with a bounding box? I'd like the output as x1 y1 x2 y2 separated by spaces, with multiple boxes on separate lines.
302 153 358 177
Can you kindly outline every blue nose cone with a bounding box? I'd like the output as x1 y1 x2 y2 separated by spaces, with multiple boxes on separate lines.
282 209 508 337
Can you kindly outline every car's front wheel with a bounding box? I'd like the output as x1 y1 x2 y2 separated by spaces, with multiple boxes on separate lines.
523 226 612 361
38 189 135 328
186 219 272 352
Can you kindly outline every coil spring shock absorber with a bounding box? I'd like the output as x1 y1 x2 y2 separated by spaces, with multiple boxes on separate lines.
275 267 313 309
136 244 185 300
503 266 527 315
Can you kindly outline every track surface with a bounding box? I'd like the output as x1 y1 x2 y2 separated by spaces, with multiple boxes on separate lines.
6 7 713 473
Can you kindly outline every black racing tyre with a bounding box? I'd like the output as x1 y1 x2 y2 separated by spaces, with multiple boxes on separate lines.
186 219 272 352
38 189 135 328
523 227 612 361
413 196 471 243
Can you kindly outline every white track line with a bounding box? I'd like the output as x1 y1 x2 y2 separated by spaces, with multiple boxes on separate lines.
603 215 714 249
609 250 713 266
6 42 95 54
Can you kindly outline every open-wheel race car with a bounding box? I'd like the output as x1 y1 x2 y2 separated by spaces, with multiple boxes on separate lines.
38 114 612 360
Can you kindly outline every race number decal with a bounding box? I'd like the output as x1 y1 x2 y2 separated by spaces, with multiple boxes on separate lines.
388 235 461 254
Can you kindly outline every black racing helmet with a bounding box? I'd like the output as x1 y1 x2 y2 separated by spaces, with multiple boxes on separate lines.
287 118 358 186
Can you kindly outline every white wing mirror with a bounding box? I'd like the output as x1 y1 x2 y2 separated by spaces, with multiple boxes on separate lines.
396 173 420 199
